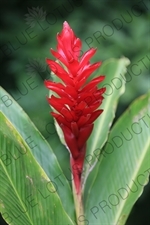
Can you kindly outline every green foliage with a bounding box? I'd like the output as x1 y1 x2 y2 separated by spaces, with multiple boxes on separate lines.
0 87 75 224
0 113 74 225
83 57 130 186
84 92 150 224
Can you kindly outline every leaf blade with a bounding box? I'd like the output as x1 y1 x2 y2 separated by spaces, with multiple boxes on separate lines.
84 92 150 225
0 86 75 222
83 57 130 186
0 112 74 225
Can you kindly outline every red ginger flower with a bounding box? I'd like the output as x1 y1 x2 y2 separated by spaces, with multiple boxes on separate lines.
44 21 106 194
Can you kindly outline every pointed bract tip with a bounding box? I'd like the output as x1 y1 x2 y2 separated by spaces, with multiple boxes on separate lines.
63 21 71 30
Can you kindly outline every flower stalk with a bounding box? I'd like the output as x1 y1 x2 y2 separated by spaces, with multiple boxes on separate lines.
72 171 84 225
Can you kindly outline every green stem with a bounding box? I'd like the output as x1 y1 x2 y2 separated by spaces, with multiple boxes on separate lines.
72 174 85 225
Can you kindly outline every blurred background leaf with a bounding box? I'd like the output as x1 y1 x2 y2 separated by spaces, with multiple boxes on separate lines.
0 0 149 224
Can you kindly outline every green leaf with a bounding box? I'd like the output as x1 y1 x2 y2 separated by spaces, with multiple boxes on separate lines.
84 92 150 225
0 87 75 223
0 113 74 225
83 57 130 187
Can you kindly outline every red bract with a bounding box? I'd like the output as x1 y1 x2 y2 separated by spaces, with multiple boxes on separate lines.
44 21 106 194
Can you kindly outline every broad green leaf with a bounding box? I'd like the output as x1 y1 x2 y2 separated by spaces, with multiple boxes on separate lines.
83 57 130 187
84 92 150 225
0 87 75 221
0 113 74 225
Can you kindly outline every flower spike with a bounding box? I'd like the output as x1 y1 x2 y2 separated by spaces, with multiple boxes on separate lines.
44 21 106 210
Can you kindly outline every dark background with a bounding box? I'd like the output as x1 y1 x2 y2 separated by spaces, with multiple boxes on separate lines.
0 0 149 224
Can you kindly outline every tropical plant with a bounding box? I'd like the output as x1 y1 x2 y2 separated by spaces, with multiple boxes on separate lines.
0 22 149 225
